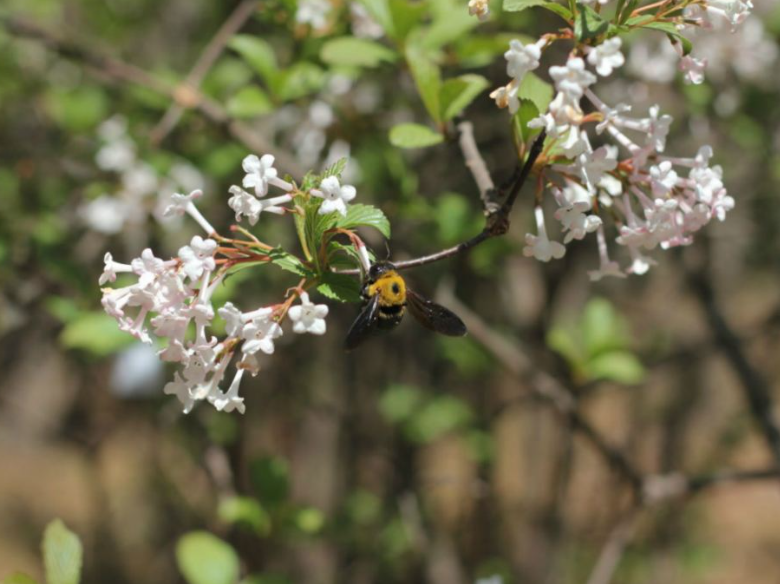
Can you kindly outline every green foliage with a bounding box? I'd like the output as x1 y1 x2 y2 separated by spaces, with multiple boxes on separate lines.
218 497 272 536
335 204 392 239
59 311 136 357
637 21 693 55
547 297 645 384
226 86 274 118
574 3 610 41
440 74 489 121
389 123 444 149
291 507 326 535
229 35 279 88
42 520 82 584
176 532 240 584
503 0 573 19
320 37 397 68
317 272 362 303
405 44 442 123
2 574 40 584
518 71 554 113
250 456 290 508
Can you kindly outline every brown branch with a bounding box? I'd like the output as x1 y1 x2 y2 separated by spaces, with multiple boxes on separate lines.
441 290 645 494
1 14 304 177
457 121 495 210
150 0 259 145
585 508 640 584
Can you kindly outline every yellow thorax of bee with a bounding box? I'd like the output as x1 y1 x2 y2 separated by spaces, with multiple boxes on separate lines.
367 270 407 307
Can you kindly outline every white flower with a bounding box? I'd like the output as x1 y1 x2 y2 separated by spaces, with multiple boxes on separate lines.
587 37 625 76
549 58 597 105
242 154 278 197
523 206 566 262
164 372 197 413
555 201 602 243
178 236 217 281
588 226 626 281
80 195 129 234
228 186 292 224
296 0 331 29
164 189 203 218
505 39 543 85
242 309 282 355
703 0 753 30
579 145 618 187
312 176 356 216
96 138 135 172
211 369 246 414
350 3 384 38
648 161 679 197
99 252 133 285
679 54 707 84
468 0 490 20
643 105 673 152
218 302 245 338
288 292 329 335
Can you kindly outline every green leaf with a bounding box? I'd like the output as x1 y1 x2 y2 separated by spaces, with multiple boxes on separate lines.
587 351 645 384
513 99 540 143
355 0 395 36
44 86 109 132
321 157 348 179
292 507 325 534
439 74 489 121
277 63 326 101
317 272 361 303
405 44 442 123
574 3 609 41
226 86 273 118
405 395 474 443
454 33 533 68
581 297 629 357
229 35 279 87
60 311 136 356
176 532 240 584
250 456 290 507
42 520 82 584
218 496 272 536
517 71 554 113
379 384 425 424
320 37 397 68
540 1 573 19
336 204 391 238
241 575 292 584
389 123 444 149
388 0 427 40
419 9 478 50
268 247 312 277
2 573 40 584
640 21 693 55
503 0 546 11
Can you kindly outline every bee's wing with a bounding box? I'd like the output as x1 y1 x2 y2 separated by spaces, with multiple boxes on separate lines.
344 294 380 350
406 289 467 337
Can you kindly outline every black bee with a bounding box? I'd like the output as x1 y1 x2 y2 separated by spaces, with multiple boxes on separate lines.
344 261 467 350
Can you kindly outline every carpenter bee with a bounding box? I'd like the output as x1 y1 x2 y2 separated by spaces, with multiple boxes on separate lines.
344 261 467 350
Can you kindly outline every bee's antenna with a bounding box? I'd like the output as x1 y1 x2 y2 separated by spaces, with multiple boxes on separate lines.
384 240 392 261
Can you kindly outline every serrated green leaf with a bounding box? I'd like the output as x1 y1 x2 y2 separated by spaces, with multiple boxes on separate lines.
575 3 609 40
176 532 240 584
268 247 312 277
317 272 361 303
336 204 391 238
321 157 348 179
320 37 397 67
640 21 693 55
229 35 279 88
226 86 273 118
405 44 442 123
60 312 136 356
503 0 546 12
218 496 271 536
389 123 444 149
517 71 553 113
440 74 489 121
587 351 645 384
42 520 82 584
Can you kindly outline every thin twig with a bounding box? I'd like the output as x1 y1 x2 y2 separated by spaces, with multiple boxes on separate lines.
1 14 304 176
457 121 495 211
585 508 640 584
150 0 259 145
687 264 780 468
441 290 645 494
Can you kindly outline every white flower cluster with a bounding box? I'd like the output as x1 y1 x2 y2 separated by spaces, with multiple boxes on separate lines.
81 116 203 234
100 153 356 414
490 31 738 279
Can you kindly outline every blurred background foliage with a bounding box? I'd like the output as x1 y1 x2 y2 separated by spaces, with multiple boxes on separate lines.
2 0 780 583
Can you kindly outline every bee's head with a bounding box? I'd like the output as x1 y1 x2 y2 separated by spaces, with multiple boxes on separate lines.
368 261 396 280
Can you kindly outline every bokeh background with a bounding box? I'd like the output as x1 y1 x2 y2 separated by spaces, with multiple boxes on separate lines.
2 0 780 583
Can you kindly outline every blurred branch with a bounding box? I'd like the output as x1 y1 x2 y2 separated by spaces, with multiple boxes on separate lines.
0 14 304 176
150 0 259 145
585 507 640 584
442 291 645 494
457 121 495 212
686 263 780 468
